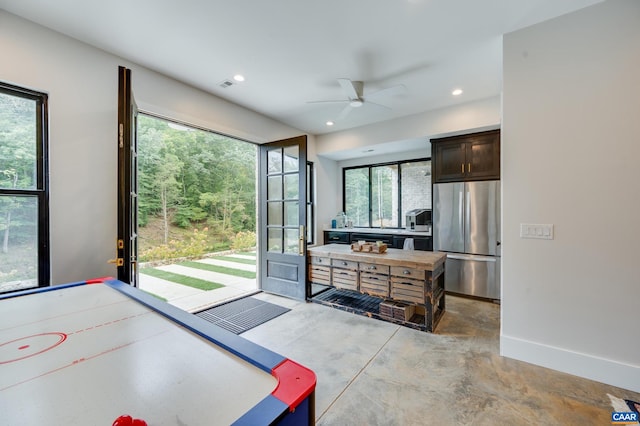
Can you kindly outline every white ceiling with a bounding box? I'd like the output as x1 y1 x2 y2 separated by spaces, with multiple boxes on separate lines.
1 0 602 136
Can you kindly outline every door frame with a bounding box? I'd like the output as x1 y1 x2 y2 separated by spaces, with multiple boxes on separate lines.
116 66 139 285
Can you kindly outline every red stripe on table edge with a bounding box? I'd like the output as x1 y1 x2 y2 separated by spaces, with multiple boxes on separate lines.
271 359 316 411
86 277 115 284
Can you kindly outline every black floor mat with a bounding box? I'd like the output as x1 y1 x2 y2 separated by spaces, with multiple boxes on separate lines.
312 287 381 313
311 288 427 331
194 296 290 334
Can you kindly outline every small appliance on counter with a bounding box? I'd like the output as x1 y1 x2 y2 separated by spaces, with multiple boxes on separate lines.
405 209 432 232
333 212 347 228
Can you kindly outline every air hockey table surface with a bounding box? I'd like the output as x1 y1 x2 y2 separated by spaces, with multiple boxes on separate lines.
0 278 315 425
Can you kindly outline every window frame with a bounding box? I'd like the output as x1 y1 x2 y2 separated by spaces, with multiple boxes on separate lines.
306 161 314 245
0 81 50 290
342 157 431 229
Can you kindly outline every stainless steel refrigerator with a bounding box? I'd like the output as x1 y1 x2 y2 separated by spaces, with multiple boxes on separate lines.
433 180 501 300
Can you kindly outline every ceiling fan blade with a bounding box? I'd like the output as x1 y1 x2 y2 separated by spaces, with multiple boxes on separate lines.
365 100 391 110
338 104 353 119
337 78 361 100
364 84 406 101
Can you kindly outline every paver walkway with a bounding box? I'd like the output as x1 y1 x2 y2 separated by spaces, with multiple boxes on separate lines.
138 253 258 313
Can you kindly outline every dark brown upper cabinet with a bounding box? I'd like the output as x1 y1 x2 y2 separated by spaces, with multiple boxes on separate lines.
431 129 500 183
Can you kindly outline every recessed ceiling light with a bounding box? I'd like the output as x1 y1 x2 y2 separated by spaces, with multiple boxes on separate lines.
326 121 334 126
233 74 245 82
452 88 463 96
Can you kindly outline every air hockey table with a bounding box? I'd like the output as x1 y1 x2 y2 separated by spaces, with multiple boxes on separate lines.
0 277 316 425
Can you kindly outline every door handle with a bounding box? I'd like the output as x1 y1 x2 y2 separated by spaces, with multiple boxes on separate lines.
298 225 305 255
108 258 124 267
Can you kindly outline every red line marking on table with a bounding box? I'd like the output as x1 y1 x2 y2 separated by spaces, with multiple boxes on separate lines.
1 311 151 366
0 329 170 392
68 312 148 336
0 299 136 333
0 332 68 364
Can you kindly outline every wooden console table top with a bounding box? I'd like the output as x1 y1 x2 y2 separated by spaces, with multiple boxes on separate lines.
308 244 446 271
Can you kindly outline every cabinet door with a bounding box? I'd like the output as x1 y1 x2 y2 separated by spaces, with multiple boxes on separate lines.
350 233 393 245
466 131 500 180
433 140 466 183
324 231 350 244
393 236 432 251
432 129 500 183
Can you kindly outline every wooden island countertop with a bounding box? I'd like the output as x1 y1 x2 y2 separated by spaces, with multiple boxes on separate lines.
308 244 446 271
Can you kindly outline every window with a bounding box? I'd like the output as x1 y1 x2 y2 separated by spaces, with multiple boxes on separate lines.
343 159 431 228
0 82 49 293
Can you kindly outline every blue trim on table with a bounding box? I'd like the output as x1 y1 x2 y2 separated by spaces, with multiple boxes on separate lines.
103 278 286 373
232 395 289 426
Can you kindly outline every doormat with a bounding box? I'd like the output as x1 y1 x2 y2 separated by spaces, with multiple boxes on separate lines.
194 296 290 334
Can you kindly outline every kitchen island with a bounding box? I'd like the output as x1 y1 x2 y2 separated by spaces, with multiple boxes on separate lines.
308 244 446 332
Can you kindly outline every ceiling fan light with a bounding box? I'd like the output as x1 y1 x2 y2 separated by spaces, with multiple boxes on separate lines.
349 99 364 107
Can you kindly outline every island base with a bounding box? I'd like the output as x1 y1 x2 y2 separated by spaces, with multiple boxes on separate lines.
310 286 445 332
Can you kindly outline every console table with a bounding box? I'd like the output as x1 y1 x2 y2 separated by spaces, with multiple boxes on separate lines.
308 244 446 332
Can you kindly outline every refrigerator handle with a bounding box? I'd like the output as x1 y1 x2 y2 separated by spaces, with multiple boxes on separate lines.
447 253 497 262
459 185 465 235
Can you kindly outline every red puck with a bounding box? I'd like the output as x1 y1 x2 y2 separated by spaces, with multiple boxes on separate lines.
112 415 133 426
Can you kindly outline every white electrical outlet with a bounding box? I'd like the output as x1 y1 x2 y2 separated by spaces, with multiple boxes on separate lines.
520 223 554 240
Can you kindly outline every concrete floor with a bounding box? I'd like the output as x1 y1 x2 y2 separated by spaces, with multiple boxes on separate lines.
243 293 640 425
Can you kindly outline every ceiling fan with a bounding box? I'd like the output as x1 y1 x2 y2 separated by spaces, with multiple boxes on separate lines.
308 78 405 119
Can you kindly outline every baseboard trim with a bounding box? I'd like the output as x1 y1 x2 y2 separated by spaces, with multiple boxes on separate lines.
501 335 640 393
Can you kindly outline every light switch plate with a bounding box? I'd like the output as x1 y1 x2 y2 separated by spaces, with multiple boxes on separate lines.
520 223 554 239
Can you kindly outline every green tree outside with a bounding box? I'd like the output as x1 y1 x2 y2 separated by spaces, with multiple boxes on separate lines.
137 115 257 261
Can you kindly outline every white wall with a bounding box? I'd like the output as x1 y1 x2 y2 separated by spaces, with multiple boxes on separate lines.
501 0 640 392
0 11 313 284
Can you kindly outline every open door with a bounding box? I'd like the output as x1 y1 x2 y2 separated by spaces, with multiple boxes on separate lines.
258 136 307 300
116 66 139 286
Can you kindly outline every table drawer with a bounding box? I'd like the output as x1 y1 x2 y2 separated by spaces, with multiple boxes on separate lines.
331 259 358 270
358 262 389 275
332 269 358 291
390 266 426 281
308 265 331 285
359 272 389 298
390 277 425 304
310 256 330 266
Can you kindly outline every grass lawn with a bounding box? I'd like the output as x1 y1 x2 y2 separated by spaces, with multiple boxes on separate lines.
140 268 224 291
213 255 257 266
179 261 256 279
